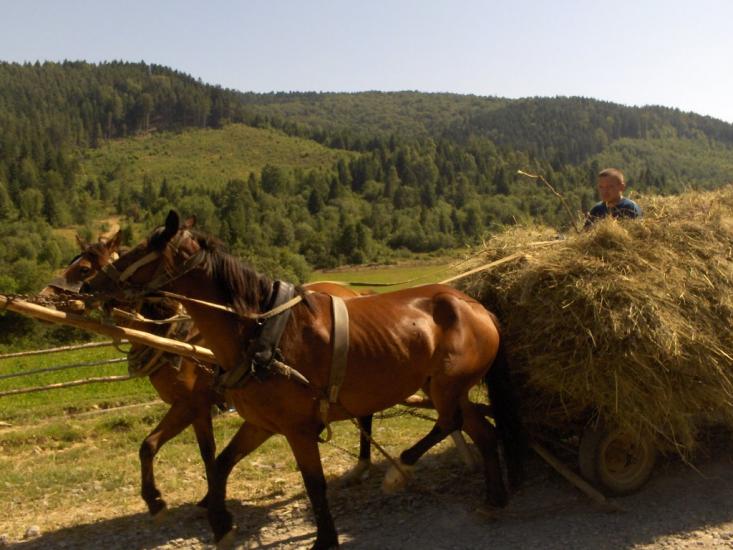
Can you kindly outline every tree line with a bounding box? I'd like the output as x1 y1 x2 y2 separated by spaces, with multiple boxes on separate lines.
1 61 733 349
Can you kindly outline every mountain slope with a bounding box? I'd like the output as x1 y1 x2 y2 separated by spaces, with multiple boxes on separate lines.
80 123 353 190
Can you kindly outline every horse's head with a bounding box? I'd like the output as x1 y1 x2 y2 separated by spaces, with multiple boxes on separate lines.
40 231 123 304
82 211 200 305
69 232 123 285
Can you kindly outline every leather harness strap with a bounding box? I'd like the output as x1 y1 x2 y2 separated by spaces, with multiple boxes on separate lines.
319 295 350 442
329 296 350 403
126 303 191 377
216 281 298 390
156 290 305 321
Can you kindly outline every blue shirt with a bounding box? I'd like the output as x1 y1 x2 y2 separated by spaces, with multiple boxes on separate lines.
584 198 642 228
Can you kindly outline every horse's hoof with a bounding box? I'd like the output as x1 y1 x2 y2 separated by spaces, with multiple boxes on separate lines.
381 462 413 494
216 527 237 550
474 503 501 521
196 494 209 510
338 459 371 486
152 504 168 524
486 490 509 509
311 534 340 549
146 496 167 520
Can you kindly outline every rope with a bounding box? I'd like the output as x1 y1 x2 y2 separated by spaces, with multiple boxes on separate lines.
0 357 127 380
438 241 561 285
517 170 582 234
314 240 560 290
323 438 361 460
346 416 411 481
0 340 127 359
0 375 133 398
110 308 191 325
438 252 526 285
156 290 305 321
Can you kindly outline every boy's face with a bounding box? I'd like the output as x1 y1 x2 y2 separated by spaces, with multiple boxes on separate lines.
597 175 625 204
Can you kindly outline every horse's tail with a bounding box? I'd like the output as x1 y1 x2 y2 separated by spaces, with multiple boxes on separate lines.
485 335 527 489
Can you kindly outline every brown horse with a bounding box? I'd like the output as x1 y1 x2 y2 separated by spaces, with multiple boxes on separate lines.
42 233 221 518
43 235 378 516
83 211 524 549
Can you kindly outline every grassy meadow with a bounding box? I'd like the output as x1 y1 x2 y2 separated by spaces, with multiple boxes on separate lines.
311 259 464 293
0 261 479 542
0 344 451 542
79 123 354 190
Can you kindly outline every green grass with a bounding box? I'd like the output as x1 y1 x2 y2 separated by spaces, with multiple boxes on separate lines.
310 261 460 293
0 345 156 423
0 260 489 540
0 387 452 540
79 123 354 190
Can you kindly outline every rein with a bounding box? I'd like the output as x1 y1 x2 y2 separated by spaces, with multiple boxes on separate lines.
92 230 305 322
96 230 206 295
111 307 191 325
154 290 306 321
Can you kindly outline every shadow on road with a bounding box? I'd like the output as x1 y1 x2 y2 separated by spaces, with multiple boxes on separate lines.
11 443 733 549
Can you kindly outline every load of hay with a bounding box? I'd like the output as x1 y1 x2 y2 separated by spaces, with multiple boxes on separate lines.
460 186 733 457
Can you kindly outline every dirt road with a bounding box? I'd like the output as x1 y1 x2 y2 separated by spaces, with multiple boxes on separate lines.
8 445 733 549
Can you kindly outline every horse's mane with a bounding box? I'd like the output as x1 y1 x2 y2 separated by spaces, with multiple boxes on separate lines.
149 225 315 316
190 231 273 315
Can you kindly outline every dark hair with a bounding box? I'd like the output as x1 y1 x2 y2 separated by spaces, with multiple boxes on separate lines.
598 168 625 185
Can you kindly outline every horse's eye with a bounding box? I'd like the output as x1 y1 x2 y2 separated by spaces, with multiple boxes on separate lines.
79 266 91 276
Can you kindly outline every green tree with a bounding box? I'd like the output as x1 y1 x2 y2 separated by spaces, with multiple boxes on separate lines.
18 188 44 219
0 181 17 220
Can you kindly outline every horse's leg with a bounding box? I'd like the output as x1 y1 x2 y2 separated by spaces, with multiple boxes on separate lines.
191 409 216 509
382 404 463 494
286 432 339 549
405 393 475 468
460 399 508 507
339 415 372 485
450 430 478 469
207 421 273 545
140 402 197 518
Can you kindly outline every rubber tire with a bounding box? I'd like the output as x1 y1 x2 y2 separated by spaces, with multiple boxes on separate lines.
578 423 657 496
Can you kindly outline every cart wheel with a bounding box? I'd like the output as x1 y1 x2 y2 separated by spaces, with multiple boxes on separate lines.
578 423 657 496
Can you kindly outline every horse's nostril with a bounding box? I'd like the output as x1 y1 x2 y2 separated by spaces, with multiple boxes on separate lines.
80 282 91 294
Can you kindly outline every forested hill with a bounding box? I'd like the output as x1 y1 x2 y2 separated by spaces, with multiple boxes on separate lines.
1 60 733 349
237 91 733 158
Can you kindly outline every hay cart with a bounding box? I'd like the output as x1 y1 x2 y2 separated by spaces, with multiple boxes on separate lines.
460 201 733 500
523 396 659 497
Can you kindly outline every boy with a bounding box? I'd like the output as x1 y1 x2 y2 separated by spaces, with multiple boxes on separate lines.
584 168 641 228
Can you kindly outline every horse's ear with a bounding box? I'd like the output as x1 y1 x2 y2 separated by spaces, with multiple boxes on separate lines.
162 210 180 242
75 233 88 251
182 215 196 230
107 231 122 252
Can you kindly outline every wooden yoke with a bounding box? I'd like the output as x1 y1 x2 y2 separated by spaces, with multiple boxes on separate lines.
0 294 216 364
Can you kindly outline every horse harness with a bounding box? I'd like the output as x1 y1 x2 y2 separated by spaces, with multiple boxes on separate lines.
213 280 352 442
215 280 300 389
91 230 352 439
125 313 196 378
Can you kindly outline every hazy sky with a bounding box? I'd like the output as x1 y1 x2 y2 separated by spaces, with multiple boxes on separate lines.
3 0 732 122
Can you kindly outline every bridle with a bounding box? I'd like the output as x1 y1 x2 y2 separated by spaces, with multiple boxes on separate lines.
87 228 305 323
92 230 206 299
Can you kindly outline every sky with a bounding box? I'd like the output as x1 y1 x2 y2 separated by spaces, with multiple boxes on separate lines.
2 0 732 123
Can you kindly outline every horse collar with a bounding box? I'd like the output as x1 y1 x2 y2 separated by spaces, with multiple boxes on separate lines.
215 280 297 389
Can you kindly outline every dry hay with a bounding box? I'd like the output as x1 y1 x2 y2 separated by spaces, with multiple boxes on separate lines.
460 186 733 456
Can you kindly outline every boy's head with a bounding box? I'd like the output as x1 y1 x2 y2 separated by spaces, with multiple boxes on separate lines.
597 168 626 205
